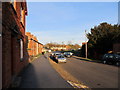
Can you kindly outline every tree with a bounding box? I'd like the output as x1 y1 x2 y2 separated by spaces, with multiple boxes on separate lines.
85 22 120 59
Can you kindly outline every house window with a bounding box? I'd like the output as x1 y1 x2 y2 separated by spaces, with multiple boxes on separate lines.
20 39 23 60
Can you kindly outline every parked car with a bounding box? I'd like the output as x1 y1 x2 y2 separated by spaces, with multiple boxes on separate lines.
50 52 62 58
54 53 62 58
55 55 67 63
64 52 73 57
102 53 120 66
50 52 56 57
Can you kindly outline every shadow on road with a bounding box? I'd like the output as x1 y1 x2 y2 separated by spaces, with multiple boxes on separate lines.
19 63 39 88
49 56 59 63
74 57 101 63
73 57 119 67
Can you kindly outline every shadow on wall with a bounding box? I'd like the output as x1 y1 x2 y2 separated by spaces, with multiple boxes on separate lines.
49 56 58 63
25 35 30 62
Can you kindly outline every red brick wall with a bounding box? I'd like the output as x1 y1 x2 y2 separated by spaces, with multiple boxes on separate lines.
39 44 43 54
26 32 33 56
26 32 43 60
2 2 28 88
2 27 12 88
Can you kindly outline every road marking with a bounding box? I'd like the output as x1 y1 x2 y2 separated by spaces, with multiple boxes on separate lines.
67 80 90 89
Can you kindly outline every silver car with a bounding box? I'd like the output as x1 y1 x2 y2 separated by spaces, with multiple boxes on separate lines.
56 55 67 63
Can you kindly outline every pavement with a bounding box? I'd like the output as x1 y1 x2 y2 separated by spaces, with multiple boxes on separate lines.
19 54 73 88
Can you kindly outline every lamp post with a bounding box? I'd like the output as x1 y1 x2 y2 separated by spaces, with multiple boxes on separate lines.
85 30 88 58
118 1 120 25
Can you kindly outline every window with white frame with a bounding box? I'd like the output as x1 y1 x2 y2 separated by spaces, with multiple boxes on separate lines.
20 39 23 60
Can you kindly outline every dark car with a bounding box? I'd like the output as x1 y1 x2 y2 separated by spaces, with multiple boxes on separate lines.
102 53 120 66
50 52 62 59
63 52 73 58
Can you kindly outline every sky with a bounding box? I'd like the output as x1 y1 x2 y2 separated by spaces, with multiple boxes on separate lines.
26 2 118 45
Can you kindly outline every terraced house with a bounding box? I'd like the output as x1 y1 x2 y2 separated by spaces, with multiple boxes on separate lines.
26 32 43 62
2 1 28 88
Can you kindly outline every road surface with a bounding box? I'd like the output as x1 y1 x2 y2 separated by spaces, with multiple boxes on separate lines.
57 56 119 88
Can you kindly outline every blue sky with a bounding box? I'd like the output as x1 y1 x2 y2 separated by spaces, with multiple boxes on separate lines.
26 2 118 45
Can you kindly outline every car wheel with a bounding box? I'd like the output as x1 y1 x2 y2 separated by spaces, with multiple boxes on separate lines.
103 61 107 64
116 62 120 66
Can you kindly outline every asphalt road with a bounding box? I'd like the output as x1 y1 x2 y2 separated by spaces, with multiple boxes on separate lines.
58 56 119 88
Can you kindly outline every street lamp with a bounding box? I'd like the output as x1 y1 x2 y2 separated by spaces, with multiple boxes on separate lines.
85 30 88 58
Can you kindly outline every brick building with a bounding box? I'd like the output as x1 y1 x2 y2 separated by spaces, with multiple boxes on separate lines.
26 32 43 60
2 1 28 88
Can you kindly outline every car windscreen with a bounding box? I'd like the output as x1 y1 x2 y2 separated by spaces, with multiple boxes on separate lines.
56 54 61 55
58 56 64 58
64 52 70 54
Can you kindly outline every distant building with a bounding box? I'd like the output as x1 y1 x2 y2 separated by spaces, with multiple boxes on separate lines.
2 1 28 88
51 46 67 51
65 45 71 51
26 32 43 61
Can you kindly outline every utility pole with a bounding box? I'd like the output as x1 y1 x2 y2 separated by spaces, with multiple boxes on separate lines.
118 1 120 25
85 41 87 58
85 30 87 58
